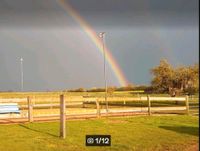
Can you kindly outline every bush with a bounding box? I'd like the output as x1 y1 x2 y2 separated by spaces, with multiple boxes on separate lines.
68 88 85 92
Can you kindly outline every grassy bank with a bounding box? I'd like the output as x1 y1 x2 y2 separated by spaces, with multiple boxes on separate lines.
0 115 198 151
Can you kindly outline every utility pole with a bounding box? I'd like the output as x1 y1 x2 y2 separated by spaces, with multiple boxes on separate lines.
99 32 108 113
20 57 24 91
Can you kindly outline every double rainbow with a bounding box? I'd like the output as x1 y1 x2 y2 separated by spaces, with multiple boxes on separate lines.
58 0 128 86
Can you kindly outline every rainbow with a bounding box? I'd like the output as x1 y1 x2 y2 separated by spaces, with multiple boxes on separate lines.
58 0 128 86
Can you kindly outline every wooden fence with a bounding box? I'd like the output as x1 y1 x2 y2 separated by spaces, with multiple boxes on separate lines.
0 95 190 122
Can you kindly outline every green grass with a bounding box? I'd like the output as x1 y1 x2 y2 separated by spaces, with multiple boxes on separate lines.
0 115 198 151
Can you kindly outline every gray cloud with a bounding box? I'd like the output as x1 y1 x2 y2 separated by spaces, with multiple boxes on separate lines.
0 0 198 28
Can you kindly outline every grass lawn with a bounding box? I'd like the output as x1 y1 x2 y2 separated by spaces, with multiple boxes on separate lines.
0 115 198 151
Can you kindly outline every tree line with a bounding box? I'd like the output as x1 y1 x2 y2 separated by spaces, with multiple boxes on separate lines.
151 59 199 95
66 59 199 95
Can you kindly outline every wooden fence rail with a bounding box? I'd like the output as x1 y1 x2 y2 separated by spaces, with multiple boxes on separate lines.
0 96 190 121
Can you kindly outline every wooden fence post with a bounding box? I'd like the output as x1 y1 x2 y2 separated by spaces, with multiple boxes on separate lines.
147 95 151 116
82 101 86 108
123 100 126 105
60 94 66 139
185 95 189 115
27 96 33 122
96 99 101 118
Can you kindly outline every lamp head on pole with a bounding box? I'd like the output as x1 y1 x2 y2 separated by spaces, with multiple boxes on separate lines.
99 32 105 38
20 58 23 62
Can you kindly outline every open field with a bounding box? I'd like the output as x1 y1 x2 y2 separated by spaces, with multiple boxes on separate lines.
0 115 198 151
0 91 198 103
0 91 193 98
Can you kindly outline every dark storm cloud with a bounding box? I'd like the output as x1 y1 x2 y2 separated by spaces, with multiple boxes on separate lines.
67 0 198 13
0 0 198 91
0 0 198 28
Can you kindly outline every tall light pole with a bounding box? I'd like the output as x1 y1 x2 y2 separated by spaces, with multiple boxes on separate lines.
20 57 24 91
99 32 108 113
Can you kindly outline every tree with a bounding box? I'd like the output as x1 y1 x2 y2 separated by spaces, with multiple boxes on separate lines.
151 59 174 93
183 64 199 94
107 86 116 96
173 64 199 94
173 66 187 90
151 59 199 94
68 88 85 92
116 83 134 91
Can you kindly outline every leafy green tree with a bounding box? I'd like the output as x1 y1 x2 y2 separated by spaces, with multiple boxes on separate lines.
107 86 116 96
174 64 199 93
68 88 85 92
151 59 174 93
151 59 199 94
184 64 199 94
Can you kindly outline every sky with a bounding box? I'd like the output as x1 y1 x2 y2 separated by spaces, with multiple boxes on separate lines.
0 0 199 91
